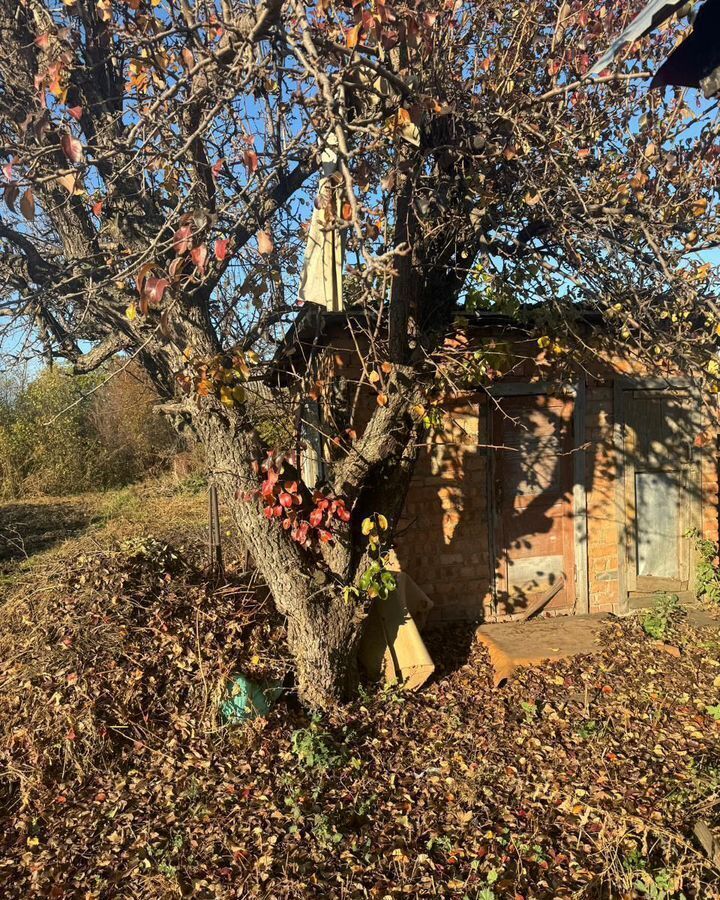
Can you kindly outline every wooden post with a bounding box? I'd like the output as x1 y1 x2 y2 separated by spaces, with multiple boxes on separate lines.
208 483 224 582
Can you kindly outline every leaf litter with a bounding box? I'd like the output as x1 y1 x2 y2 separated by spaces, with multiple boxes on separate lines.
0 538 719 898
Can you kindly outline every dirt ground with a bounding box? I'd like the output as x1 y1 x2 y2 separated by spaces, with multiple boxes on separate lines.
1 487 719 899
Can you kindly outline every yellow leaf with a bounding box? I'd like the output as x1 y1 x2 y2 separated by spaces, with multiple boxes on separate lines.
361 518 375 536
376 392 388 407
126 302 137 321
377 514 388 531
411 403 426 419
368 370 380 383
691 197 708 217
523 190 541 206
346 23 362 49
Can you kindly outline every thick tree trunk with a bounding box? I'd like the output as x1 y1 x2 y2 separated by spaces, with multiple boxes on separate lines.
285 590 366 707
193 405 366 706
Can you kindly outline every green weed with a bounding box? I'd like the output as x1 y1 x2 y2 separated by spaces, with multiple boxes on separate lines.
641 593 682 640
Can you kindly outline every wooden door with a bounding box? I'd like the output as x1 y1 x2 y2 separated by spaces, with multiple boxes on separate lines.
622 390 699 598
492 394 576 617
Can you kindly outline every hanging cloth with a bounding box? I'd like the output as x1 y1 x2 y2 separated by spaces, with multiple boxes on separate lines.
298 137 344 311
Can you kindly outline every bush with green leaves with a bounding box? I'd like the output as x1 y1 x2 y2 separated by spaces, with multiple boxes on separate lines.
0 368 103 497
687 528 720 605
0 364 180 498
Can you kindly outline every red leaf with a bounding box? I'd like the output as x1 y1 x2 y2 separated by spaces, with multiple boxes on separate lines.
35 33 50 50
279 492 293 509
2 160 14 182
336 505 351 522
309 508 323 528
212 158 225 178
173 225 193 255
263 506 274 519
4 183 19 212
168 256 185 278
60 133 83 164
145 277 169 305
68 106 83 122
91 199 103 216
214 237 229 261
243 149 258 174
135 261 154 297
191 243 208 272
318 529 333 543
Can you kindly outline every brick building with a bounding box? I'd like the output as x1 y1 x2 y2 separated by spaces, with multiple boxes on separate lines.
275 309 719 623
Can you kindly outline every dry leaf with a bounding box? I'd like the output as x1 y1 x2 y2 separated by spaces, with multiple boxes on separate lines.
257 231 274 255
19 189 35 222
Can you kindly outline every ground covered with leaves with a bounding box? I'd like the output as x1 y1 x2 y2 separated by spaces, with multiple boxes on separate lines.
1 502 719 899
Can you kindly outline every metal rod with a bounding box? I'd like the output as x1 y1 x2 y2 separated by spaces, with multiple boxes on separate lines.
208 483 224 582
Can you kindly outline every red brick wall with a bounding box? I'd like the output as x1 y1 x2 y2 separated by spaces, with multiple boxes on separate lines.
391 384 719 623
390 399 495 622
584 383 622 615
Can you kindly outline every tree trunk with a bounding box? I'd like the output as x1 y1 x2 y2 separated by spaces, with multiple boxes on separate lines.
193 405 366 707
286 590 366 707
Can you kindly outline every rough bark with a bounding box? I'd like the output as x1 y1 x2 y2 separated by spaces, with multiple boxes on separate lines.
192 403 367 706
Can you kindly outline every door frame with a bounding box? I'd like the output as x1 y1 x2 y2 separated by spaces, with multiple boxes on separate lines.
613 378 703 613
486 381 590 617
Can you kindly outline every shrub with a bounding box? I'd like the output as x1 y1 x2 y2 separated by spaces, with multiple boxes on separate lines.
0 363 183 498
87 363 181 485
687 528 720 605
0 368 103 498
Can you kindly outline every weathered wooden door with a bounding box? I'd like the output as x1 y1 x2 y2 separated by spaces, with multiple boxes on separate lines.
621 389 699 600
492 394 576 617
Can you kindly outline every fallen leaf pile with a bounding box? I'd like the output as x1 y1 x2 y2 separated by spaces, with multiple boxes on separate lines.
1 539 719 898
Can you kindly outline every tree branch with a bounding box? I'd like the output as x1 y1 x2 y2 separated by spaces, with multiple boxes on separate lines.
71 333 131 374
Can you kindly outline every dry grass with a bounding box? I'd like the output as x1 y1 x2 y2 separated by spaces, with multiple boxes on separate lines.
0 476 220 571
